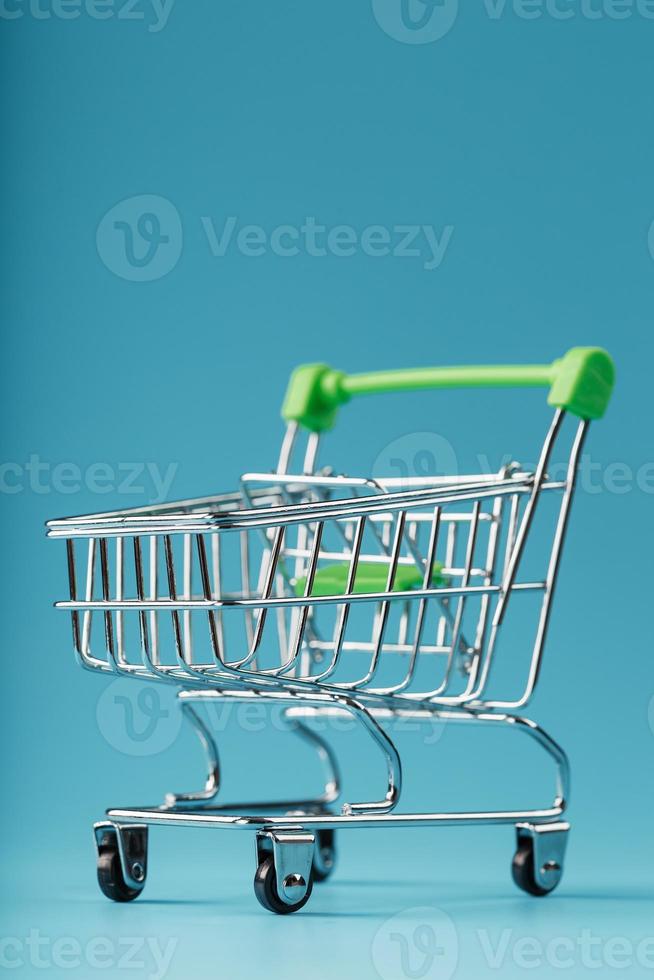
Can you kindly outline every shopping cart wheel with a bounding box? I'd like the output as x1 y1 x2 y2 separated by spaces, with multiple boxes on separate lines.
254 857 314 915
312 829 336 883
94 823 147 903
511 822 569 897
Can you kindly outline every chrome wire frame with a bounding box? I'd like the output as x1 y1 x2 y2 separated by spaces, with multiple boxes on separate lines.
105 688 570 834
49 410 586 835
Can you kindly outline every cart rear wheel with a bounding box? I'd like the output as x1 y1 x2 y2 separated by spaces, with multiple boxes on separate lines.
512 841 560 897
254 856 313 914
97 847 145 903
312 829 336 883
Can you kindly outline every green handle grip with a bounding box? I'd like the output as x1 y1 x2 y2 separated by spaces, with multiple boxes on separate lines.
282 347 615 433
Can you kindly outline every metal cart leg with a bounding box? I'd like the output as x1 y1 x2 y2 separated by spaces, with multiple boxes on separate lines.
164 697 341 885
164 693 343 811
280 708 341 807
164 700 221 807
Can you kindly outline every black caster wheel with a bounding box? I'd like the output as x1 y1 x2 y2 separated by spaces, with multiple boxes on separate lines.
96 826 147 903
312 829 336 883
254 856 313 914
512 840 561 897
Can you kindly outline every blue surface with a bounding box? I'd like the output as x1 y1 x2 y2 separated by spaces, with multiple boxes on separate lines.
2 2 654 977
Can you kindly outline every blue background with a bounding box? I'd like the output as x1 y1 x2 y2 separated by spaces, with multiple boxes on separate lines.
2 1 653 977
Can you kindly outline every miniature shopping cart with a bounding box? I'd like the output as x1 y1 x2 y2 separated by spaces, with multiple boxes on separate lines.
48 347 614 913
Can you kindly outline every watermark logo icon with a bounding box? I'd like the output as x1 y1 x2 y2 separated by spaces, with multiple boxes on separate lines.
96 194 182 281
96 679 182 756
372 0 459 44
647 693 654 738
648 219 654 265
372 907 459 980
373 431 459 488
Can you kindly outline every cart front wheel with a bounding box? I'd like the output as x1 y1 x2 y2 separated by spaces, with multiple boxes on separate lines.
512 840 562 897
97 847 145 903
95 824 147 903
254 856 313 914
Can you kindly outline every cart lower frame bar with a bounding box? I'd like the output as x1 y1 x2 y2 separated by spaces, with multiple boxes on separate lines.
104 688 569 830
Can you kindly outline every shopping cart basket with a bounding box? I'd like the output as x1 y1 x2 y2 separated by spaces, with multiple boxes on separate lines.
48 347 614 913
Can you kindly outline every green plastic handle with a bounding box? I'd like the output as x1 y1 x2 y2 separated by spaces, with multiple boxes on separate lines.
282 347 615 432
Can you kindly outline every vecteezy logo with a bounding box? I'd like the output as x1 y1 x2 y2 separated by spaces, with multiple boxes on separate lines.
371 0 459 44
96 194 183 281
372 907 459 980
96 679 182 756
